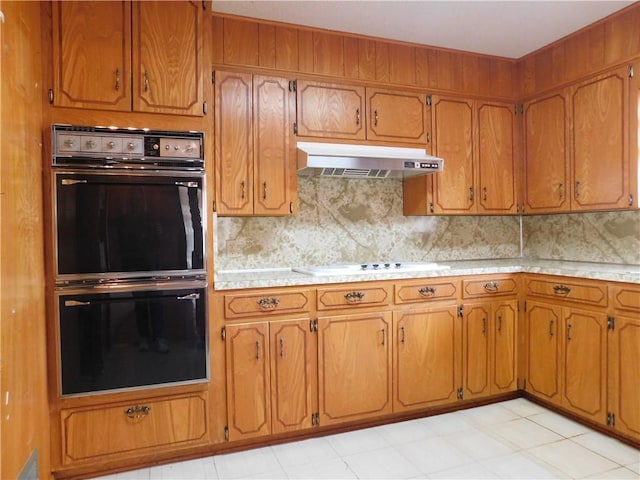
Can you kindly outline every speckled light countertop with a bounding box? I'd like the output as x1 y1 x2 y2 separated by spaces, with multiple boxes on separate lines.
214 258 640 290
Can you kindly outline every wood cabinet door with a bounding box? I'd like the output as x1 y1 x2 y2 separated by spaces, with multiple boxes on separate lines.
523 93 570 213
463 303 491 399
477 102 518 214
393 306 460 412
571 67 630 210
492 300 518 394
270 319 316 434
132 1 203 115
52 1 131 110
214 71 254 215
225 322 271 441
608 314 640 441
431 96 475 214
526 301 562 404
562 309 608 424
254 75 295 215
366 88 428 144
318 312 392 425
296 81 366 140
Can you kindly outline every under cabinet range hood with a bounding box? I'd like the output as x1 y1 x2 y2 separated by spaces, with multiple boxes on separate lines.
297 142 444 179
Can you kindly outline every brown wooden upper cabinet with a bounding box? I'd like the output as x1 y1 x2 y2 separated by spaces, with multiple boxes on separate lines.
523 65 636 213
214 71 297 216
416 96 518 215
295 80 429 145
51 0 204 116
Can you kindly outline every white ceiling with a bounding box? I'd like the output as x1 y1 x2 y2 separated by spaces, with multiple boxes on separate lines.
212 1 635 59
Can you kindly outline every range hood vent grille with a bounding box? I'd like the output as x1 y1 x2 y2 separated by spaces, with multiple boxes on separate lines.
297 142 443 179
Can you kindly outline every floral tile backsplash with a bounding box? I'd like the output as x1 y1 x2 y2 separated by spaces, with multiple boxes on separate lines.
214 177 640 270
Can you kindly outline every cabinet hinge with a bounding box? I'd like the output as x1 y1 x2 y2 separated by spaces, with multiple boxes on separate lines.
311 412 320 426
457 387 464 400
457 305 464 318
426 95 432 106
293 122 298 135
221 326 226 341
288 80 297 92
429 202 434 214
629 194 634 206
203 101 208 115
213 200 217 212
629 65 634 78
607 316 615 330
607 412 616 427
224 426 229 441
48 88 54 104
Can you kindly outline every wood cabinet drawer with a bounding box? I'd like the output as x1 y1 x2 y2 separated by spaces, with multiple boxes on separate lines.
462 277 518 298
395 280 458 304
61 394 207 464
317 284 391 310
224 290 311 319
611 285 640 312
525 277 607 307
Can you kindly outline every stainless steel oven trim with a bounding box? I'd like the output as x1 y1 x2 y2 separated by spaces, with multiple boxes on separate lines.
54 280 210 398
52 169 207 285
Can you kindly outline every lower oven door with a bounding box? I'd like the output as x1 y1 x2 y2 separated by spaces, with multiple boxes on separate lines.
57 283 208 396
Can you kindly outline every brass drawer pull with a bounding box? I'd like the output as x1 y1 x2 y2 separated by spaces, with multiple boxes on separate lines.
484 281 499 292
553 285 571 295
418 286 437 297
258 297 280 310
344 291 365 303
125 405 151 419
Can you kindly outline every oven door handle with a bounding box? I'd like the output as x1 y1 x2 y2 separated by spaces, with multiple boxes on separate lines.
64 300 91 307
175 181 199 188
177 293 200 300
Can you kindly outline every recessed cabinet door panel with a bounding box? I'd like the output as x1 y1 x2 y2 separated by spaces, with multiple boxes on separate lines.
52 1 131 110
492 301 517 393
215 71 254 215
523 93 569 212
526 301 561 403
225 322 271 440
478 102 517 213
254 76 294 215
318 313 392 425
296 81 366 139
270 319 316 434
562 309 607 424
431 97 475 214
609 315 640 440
571 68 629 210
132 1 203 115
394 307 460 412
463 304 491 399
366 88 427 144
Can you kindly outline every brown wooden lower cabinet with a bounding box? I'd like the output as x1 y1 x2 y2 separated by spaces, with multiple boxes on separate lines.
317 312 393 425
60 393 208 465
393 306 461 412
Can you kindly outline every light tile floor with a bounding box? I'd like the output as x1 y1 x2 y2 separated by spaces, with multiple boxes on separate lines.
93 399 639 479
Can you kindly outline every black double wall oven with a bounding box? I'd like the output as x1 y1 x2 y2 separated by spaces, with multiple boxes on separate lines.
51 124 208 396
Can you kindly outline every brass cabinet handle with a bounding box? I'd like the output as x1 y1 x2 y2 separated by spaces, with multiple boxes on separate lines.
143 71 150 93
356 108 361 125
497 315 503 332
344 291 365 303
482 318 487 335
418 286 436 297
258 297 280 310
374 109 379 126
279 337 285 357
125 405 151 419
263 181 267 200
115 68 121 91
558 183 564 200
553 285 571 295
469 187 475 201
381 328 386 346
566 323 572 341
255 341 260 360
484 281 499 292
575 180 581 198
240 180 246 200
483 187 488 201
400 326 405 344
549 319 554 337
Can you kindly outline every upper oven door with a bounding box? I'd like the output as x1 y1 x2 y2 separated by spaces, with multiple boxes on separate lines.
54 170 205 282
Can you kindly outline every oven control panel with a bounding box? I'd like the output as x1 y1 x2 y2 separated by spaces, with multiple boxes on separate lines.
52 124 204 169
